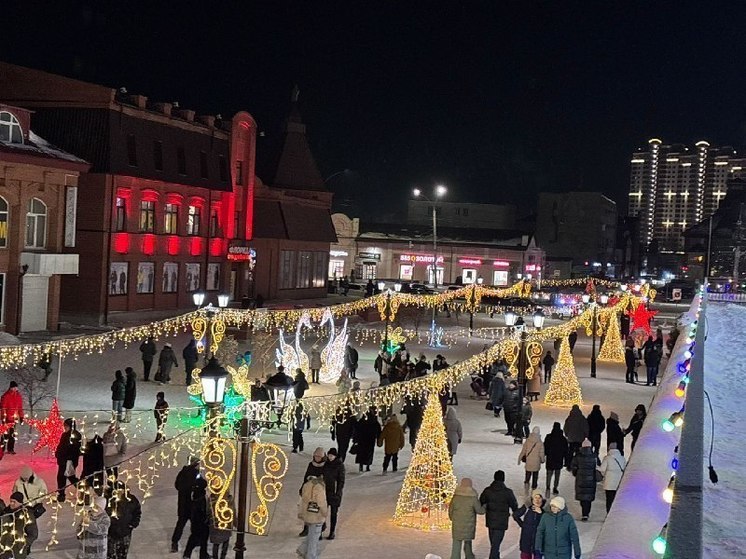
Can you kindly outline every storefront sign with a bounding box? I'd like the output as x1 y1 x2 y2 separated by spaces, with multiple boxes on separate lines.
330 250 349 257
227 245 256 262
358 251 381 261
400 254 444 264
525 264 542 272
458 258 482 266
493 260 510 267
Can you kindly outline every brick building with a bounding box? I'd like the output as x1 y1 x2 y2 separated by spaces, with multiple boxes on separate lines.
0 62 257 324
0 103 89 332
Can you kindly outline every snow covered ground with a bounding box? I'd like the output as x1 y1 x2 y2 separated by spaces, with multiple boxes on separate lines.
703 303 746 557
0 313 661 558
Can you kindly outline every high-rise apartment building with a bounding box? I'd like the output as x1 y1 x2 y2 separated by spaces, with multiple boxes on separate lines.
628 139 746 253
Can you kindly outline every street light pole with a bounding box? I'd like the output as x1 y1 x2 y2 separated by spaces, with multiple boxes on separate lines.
514 326 528 444
469 283 476 335
591 303 598 378
233 417 251 559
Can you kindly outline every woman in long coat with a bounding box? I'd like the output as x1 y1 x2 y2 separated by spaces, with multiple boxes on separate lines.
353 410 381 472
571 439 597 521
444 407 463 459
448 478 485 559
123 367 136 423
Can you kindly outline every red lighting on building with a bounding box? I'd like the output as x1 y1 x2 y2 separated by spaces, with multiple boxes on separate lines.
141 189 159 202
113 232 130 254
493 260 510 267
167 235 180 256
209 238 223 257
458 258 482 266
141 234 156 255
190 237 203 256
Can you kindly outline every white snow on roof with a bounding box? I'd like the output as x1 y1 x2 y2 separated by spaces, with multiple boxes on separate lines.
0 130 87 164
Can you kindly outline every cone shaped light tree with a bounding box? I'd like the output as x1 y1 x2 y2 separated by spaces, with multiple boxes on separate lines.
598 310 625 363
393 389 457 531
544 337 583 407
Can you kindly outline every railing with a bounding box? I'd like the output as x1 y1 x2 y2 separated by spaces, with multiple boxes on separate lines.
707 291 746 303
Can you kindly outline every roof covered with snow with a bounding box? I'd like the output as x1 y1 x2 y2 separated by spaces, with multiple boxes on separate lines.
0 130 88 166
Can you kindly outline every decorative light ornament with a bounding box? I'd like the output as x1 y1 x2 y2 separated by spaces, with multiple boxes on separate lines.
504 310 517 327
662 475 675 503
675 380 687 398
319 309 349 384
26 398 65 453
652 524 668 555
544 337 583 407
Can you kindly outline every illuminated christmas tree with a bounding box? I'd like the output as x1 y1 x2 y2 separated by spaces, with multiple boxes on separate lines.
598 311 625 363
544 337 583 408
393 391 456 531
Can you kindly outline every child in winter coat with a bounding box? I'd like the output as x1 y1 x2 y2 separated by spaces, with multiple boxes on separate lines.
444 407 463 459
513 489 546 559
377 414 405 473
448 478 485 559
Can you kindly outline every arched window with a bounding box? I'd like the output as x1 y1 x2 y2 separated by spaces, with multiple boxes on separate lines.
0 111 23 144
25 198 47 249
0 197 8 248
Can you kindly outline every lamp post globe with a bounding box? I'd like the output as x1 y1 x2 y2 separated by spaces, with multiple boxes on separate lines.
377 280 385 291
581 293 591 304
599 294 609 305
394 282 402 292
200 357 228 406
532 309 546 329
217 294 230 308
193 292 206 307
504 310 517 327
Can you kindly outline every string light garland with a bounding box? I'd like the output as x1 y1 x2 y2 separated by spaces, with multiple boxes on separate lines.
248 442 289 535
393 387 456 531
543 337 583 407
318 309 349 384
598 310 626 363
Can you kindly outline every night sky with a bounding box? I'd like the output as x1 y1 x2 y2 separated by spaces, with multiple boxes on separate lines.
5 1 746 220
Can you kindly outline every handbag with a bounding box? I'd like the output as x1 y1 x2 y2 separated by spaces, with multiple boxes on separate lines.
306 501 320 513
596 470 605 483
521 442 537 463
104 441 119 457
485 402 494 411
154 366 163 382
349 442 359 455
22 483 46 518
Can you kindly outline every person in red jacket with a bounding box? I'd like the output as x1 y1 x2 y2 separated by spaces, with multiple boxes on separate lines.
0 381 24 454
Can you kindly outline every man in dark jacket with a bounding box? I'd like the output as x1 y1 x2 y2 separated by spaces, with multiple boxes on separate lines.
106 481 141 559
479 470 518 559
158 343 179 384
171 456 201 553
344 345 359 379
502 381 520 437
568 331 578 353
543 422 568 495
624 346 637 384
644 344 660 386
331 407 356 461
571 440 597 521
542 351 555 383
183 339 199 386
586 404 606 466
322 448 345 540
55 418 81 502
401 396 424 450
606 412 625 455
123 367 137 423
139 336 157 382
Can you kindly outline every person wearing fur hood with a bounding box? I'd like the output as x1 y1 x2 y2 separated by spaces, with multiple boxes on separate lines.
448 478 485 559
513 489 546 559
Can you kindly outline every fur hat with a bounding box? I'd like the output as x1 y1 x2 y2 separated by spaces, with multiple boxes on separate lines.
610 411 619 422
9 492 23 504
93 496 107 512
550 496 566 510
327 448 338 457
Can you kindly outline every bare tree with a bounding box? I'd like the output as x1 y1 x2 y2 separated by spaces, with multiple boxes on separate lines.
5 365 55 418
215 335 239 366
249 331 276 379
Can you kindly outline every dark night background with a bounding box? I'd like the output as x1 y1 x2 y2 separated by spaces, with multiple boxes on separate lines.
3 1 746 220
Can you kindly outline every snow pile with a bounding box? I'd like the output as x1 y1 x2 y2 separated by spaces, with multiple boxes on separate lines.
703 303 746 557
0 332 20 346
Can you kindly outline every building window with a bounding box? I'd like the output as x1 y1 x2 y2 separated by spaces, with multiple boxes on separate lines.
209 208 220 237
0 111 23 144
313 252 327 287
187 205 201 235
279 250 296 289
115 197 127 232
200 151 209 179
234 211 240 239
164 203 178 234
0 197 8 248
153 141 163 171
25 198 47 249
139 200 155 232
399 264 414 281
329 259 345 279
463 208 469 216
177 146 187 175
126 134 138 166
236 160 244 185
219 155 228 182
297 251 312 288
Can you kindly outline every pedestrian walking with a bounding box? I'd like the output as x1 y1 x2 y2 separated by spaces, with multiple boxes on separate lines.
606 412 625 456
624 344 636 384
77 496 111 559
526 370 541 402
310 347 322 384
250 379 270 402
106 481 141 559
518 427 545 490
157 343 179 384
488 373 505 418
139 336 156 382
14 465 48 503
542 351 555 384
448 478 485 559
624 404 647 451
378 414 405 473
183 477 210 559
644 342 660 386
414 354 431 377
0 381 24 454
571 439 597 521
154 391 170 442
503 381 520 437
82 433 105 497
292 404 306 453
519 398 533 438
208 492 233 559
568 331 577 354
444 407 463 460
553 338 562 353
55 418 81 502
294 369 310 399
534 496 581 559
297 475 328 559
298 447 327 534
331 407 356 462
183 339 198 386
0 491 38 557
102 422 127 482
543 422 568 496
562 405 588 469
110 371 125 423
322 448 345 539
401 396 424 450
598 443 626 513
513 489 545 559
335 370 352 394
353 409 381 472
344 344 359 380
123 367 137 423
479 470 519 559
586 404 605 466
171 456 201 553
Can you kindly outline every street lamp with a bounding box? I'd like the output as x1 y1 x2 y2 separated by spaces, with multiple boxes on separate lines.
581 293 591 304
599 294 609 305
200 356 228 423
505 311 529 444
504 310 517 327
193 292 206 307
218 293 230 308
532 308 546 330
381 282 401 351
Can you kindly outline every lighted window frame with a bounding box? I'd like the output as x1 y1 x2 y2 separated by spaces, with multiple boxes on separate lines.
209 207 220 237
187 205 201 236
25 198 47 249
0 111 23 144
139 200 156 232
115 197 127 232
164 203 179 234
0 197 8 248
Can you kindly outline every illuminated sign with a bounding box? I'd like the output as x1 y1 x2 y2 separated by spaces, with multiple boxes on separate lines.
358 251 381 261
525 264 542 272
400 254 444 264
458 258 482 266
330 250 348 257
227 246 256 262
493 260 510 267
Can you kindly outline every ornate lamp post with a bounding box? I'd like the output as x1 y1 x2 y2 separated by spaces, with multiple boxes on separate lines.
379 281 401 351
